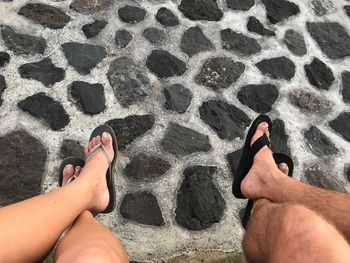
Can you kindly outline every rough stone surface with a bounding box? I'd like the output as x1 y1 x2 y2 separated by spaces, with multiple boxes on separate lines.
0 130 46 206
196 57 245 90
288 89 332 115
0 52 10 67
345 165 350 182
341 71 350 104
82 20 107 38
146 50 187 78
307 22 350 59
164 84 192 114
311 0 335 16
118 5 146 24
261 0 300 24
227 0 255 11
143 27 166 44
178 0 223 21
162 123 212 156
237 84 279 114
226 148 243 179
69 81 106 115
166 251 247 263
329 112 350 142
60 139 84 160
175 165 225 231
107 56 149 107
199 100 251 140
106 115 155 150
1 26 46 55
115 30 133 48
270 118 291 155
156 7 179 27
304 126 338 157
18 92 70 130
62 42 107 75
256 57 296 80
18 3 71 29
120 192 165 226
304 58 334 90
345 6 350 17
180 26 213 57
0 75 6 106
124 153 171 181
247 17 275 36
284 29 307 56
70 0 113 14
18 58 65 87
221 29 261 56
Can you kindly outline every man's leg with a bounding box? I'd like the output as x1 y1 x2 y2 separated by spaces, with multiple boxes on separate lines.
243 199 350 263
54 211 128 263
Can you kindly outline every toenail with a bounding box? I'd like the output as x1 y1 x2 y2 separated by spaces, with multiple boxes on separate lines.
75 166 81 171
280 163 287 169
102 132 108 138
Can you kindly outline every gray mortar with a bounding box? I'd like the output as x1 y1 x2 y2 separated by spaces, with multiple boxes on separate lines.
1 0 350 262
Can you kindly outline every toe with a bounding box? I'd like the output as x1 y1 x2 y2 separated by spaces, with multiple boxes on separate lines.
278 163 289 175
95 135 101 145
84 145 89 155
74 166 81 177
102 132 111 146
251 122 269 146
63 164 74 178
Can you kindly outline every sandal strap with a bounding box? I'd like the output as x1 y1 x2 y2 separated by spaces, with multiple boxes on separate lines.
250 134 270 157
66 175 77 184
85 143 112 165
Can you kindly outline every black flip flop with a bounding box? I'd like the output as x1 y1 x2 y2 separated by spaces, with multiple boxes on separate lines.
58 157 85 187
232 115 273 199
241 153 294 229
86 124 118 214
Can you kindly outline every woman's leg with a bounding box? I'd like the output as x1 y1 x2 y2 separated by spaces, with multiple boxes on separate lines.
0 132 115 263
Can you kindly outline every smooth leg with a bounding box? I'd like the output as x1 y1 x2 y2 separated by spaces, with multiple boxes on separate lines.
243 199 350 263
55 211 128 263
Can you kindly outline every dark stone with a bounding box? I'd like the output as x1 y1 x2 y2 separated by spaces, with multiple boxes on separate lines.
226 148 243 179
237 84 279 113
256 57 296 80
70 0 113 14
227 0 255 11
341 71 350 104
143 27 166 44
0 52 10 67
107 56 149 107
18 92 70 130
345 165 350 182
18 58 65 87
1 26 46 55
69 81 106 115
0 75 6 106
329 112 350 142
304 58 334 90
311 0 335 16
62 42 107 75
196 57 245 89
146 50 187 78
164 84 192 114
247 16 275 36
304 126 338 157
120 192 164 226
199 100 251 140
60 139 84 160
261 0 300 24
180 26 213 57
82 19 107 38
284 29 307 56
118 5 146 24
345 5 350 17
175 165 225 231
288 89 332 115
162 123 212 156
270 119 291 156
178 0 223 21
303 164 346 192
106 115 155 150
307 22 350 59
115 30 133 48
124 153 171 181
156 7 179 27
18 3 70 29
221 29 261 56
0 130 46 206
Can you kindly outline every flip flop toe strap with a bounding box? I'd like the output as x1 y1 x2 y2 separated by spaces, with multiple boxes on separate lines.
66 175 77 184
250 134 270 157
85 143 112 165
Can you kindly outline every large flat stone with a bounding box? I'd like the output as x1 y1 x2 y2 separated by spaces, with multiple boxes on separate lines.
270 119 291 156
164 84 192 114
261 0 300 24
247 16 275 36
60 139 84 160
82 20 107 38
329 112 350 142
284 29 307 56
341 71 350 104
256 57 295 80
178 0 223 21
0 75 6 107
0 52 10 67
118 5 146 24
304 58 334 90
70 0 113 14
221 29 261 56
226 148 243 179
304 126 338 157
227 0 255 11
180 26 213 57
156 7 179 27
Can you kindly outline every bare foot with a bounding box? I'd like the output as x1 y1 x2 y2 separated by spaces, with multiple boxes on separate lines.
62 165 81 185
241 122 287 200
80 132 115 213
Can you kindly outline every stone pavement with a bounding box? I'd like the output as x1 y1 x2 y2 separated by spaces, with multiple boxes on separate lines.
1 0 350 262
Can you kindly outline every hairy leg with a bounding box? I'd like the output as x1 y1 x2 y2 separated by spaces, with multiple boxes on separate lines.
241 122 350 240
243 199 350 263
55 211 128 263
0 133 114 263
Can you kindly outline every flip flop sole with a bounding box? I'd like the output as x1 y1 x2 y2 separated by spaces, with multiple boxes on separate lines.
58 157 85 187
89 124 118 214
232 115 273 199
